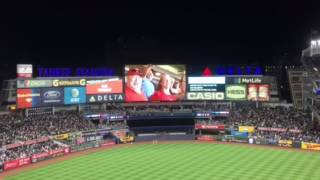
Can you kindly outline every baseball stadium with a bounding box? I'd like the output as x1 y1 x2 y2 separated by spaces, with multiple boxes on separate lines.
1 48 320 180
2 6 320 180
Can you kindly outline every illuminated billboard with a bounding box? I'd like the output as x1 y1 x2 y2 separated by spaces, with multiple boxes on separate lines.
86 94 124 103
64 87 86 104
187 76 225 100
17 64 33 78
17 79 53 88
17 89 41 109
248 84 258 101
225 84 247 100
258 84 270 101
124 65 186 102
40 88 64 105
53 79 86 87
86 78 123 94
247 84 270 101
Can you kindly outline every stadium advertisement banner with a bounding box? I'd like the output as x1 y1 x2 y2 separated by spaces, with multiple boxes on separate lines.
100 141 116 147
32 147 70 161
225 84 247 100
226 77 264 84
301 142 320 151
238 126 255 133
86 78 123 94
187 77 225 100
257 127 286 132
248 84 258 101
87 94 124 103
4 136 49 150
17 89 41 109
289 129 302 133
197 135 215 141
17 79 53 88
187 77 225 91
195 124 225 130
257 84 270 101
64 87 86 104
53 79 86 87
278 140 293 147
257 127 301 133
17 64 32 78
41 88 64 105
124 64 186 102
187 92 225 100
231 131 249 138
54 133 69 140
3 157 31 171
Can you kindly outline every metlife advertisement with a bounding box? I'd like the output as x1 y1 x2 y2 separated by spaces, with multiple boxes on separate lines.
64 87 86 104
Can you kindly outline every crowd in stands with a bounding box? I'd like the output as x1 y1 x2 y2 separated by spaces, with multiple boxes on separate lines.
0 112 95 146
0 140 62 163
229 106 320 143
0 102 320 164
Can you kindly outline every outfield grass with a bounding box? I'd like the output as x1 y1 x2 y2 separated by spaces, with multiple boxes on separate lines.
6 143 320 180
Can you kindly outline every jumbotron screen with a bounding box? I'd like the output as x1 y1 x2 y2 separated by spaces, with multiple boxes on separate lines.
124 65 186 102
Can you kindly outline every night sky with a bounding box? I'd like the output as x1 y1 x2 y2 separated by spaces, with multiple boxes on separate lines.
1 4 320 79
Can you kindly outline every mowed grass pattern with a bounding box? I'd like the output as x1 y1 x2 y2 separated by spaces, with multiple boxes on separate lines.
6 143 320 180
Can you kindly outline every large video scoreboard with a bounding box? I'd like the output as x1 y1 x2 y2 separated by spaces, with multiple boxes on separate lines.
16 64 271 109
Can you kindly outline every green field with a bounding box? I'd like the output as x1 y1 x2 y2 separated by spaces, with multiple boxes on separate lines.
6 143 320 180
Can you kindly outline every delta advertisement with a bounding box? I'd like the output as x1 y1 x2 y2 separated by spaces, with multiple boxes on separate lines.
41 88 64 105
225 84 247 100
124 65 186 102
64 87 86 104
17 89 41 109
86 78 124 103
187 77 225 100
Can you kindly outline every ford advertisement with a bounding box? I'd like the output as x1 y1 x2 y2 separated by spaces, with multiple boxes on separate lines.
41 88 64 105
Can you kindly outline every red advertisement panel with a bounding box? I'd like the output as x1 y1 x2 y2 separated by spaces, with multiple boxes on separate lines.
248 84 258 101
17 89 41 109
17 89 32 109
4 136 49 150
197 135 215 141
258 84 270 101
195 124 225 130
4 157 31 171
86 79 123 94
32 152 49 159
100 141 116 147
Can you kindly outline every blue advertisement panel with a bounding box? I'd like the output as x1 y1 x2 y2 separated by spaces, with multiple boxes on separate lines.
64 87 86 104
41 88 64 106
231 130 249 138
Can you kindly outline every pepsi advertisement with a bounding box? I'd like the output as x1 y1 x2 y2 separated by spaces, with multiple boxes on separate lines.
64 87 86 104
41 88 64 105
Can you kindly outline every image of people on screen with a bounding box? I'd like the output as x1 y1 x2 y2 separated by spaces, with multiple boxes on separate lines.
141 66 155 100
125 68 148 102
150 73 177 101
